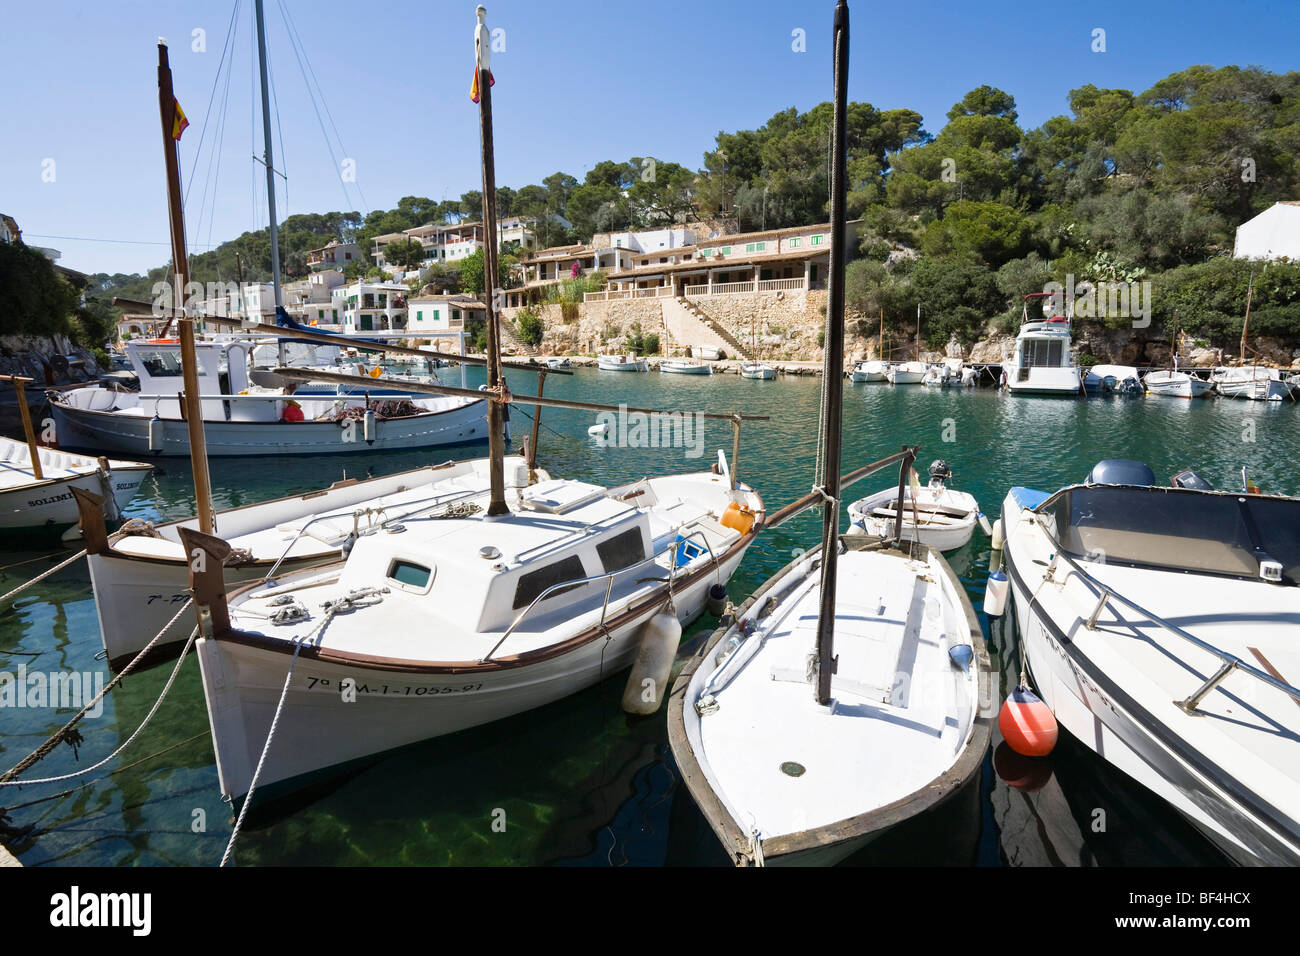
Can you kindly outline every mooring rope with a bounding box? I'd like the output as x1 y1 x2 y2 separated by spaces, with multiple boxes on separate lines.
0 549 87 607
0 598 194 785
220 586 386 866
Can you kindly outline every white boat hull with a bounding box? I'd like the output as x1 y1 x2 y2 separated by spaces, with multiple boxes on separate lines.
50 398 490 457
1005 366 1082 395
198 534 751 800
847 484 980 552
0 439 152 532
1144 372 1213 399
886 366 926 385
1001 490 1300 865
660 362 712 375
740 364 776 380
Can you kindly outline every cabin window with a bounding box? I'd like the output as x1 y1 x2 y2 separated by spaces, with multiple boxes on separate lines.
1023 339 1064 367
136 350 183 377
388 559 432 590
513 555 586 609
596 528 646 575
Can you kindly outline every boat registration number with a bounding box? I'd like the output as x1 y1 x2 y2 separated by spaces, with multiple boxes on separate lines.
301 675 484 697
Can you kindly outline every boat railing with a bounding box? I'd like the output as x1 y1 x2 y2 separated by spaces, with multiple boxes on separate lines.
261 486 485 582
480 527 720 663
1036 516 1300 714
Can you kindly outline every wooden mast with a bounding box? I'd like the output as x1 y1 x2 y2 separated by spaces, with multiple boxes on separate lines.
475 5 508 516
0 375 43 480
813 0 850 707
1241 270 1255 364
157 39 214 534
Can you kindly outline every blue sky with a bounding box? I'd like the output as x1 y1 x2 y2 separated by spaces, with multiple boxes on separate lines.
6 0 1299 276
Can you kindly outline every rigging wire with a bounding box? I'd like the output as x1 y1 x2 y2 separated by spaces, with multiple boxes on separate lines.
182 0 241 211
192 1 241 277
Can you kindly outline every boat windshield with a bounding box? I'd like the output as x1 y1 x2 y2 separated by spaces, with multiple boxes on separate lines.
1042 486 1300 585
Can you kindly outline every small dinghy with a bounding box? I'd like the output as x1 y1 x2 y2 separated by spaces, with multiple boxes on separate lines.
660 359 712 375
1144 368 1212 398
668 7 991 866
740 361 776 380
0 436 152 535
596 353 648 372
849 360 888 382
847 460 983 552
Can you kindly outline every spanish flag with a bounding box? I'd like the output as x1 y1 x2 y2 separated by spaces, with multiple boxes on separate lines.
172 98 190 140
470 68 494 104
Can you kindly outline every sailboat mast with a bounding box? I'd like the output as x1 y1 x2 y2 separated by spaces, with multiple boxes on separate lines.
475 5 508 516
254 0 284 312
157 40 215 534
813 0 850 707
1241 271 1254 362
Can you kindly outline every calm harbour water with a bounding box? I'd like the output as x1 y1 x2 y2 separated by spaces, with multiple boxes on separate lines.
3 366 1295 866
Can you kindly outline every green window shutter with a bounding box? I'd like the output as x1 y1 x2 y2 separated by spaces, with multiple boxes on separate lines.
416 310 423 321
756 241 765 251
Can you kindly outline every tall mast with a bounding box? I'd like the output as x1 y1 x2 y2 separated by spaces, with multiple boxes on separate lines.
1241 270 1255 363
814 0 850 707
157 40 215 534
254 0 284 312
475 4 508 516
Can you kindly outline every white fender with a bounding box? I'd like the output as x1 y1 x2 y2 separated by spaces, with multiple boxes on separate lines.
621 610 683 715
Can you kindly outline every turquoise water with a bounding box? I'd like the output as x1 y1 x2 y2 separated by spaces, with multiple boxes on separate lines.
2 367 1294 866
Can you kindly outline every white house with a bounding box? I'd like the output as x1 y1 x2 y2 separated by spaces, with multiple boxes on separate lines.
306 239 360 271
332 279 409 332
407 294 485 333
1234 201 1300 262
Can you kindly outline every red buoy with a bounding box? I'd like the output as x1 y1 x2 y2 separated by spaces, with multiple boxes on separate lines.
282 402 305 423
999 685 1058 757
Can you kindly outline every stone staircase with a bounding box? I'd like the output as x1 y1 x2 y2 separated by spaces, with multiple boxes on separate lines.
497 312 539 356
662 296 751 360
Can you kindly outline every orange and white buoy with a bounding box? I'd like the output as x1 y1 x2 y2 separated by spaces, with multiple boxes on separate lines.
999 685 1058 757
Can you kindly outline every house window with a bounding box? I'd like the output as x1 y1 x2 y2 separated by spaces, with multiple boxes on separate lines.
811 235 824 246
721 246 731 254
789 237 801 249
416 311 423 322
452 310 461 322
332 309 338 321
345 252 352 260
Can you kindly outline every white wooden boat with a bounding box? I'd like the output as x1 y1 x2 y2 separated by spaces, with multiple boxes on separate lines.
1003 294 1082 395
740 362 776 380
48 340 490 457
1000 459 1300 865
667 11 990 866
1211 366 1291 401
660 359 712 375
189 466 764 800
849 360 888 383
0 436 152 534
1143 368 1212 399
596 354 648 372
669 537 992 865
886 361 927 385
846 460 982 552
73 459 507 670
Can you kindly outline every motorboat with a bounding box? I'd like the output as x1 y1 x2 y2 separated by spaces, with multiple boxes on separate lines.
0 436 152 535
922 363 956 387
886 361 927 385
846 459 985 552
1000 458 1300 865
596 353 648 372
190 463 764 800
1002 293 1082 396
740 361 776 380
544 357 572 370
666 9 991 866
1083 364 1142 395
660 359 712 375
48 339 491 457
1211 366 1292 402
850 360 888 383
1143 367 1212 399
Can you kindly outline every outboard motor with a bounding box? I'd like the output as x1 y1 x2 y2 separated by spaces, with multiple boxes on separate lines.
1084 459 1156 486
928 459 952 488
1171 468 1215 491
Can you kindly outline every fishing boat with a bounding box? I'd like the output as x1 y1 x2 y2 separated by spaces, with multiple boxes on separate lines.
597 353 648 372
1003 293 1082 395
1143 367 1212 399
48 338 491 457
1083 364 1142 395
183 6 767 810
667 4 992 867
740 361 776 380
660 359 712 375
1000 458 1300 865
72 459 510 670
887 360 927 385
1211 366 1292 401
846 459 985 552
544 357 571 370
1 437 151 535
850 360 888 382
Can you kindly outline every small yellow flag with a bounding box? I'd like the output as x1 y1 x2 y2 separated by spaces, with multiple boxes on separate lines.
172 99 190 140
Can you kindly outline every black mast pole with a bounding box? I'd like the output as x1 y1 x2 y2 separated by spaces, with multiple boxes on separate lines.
814 0 850 706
